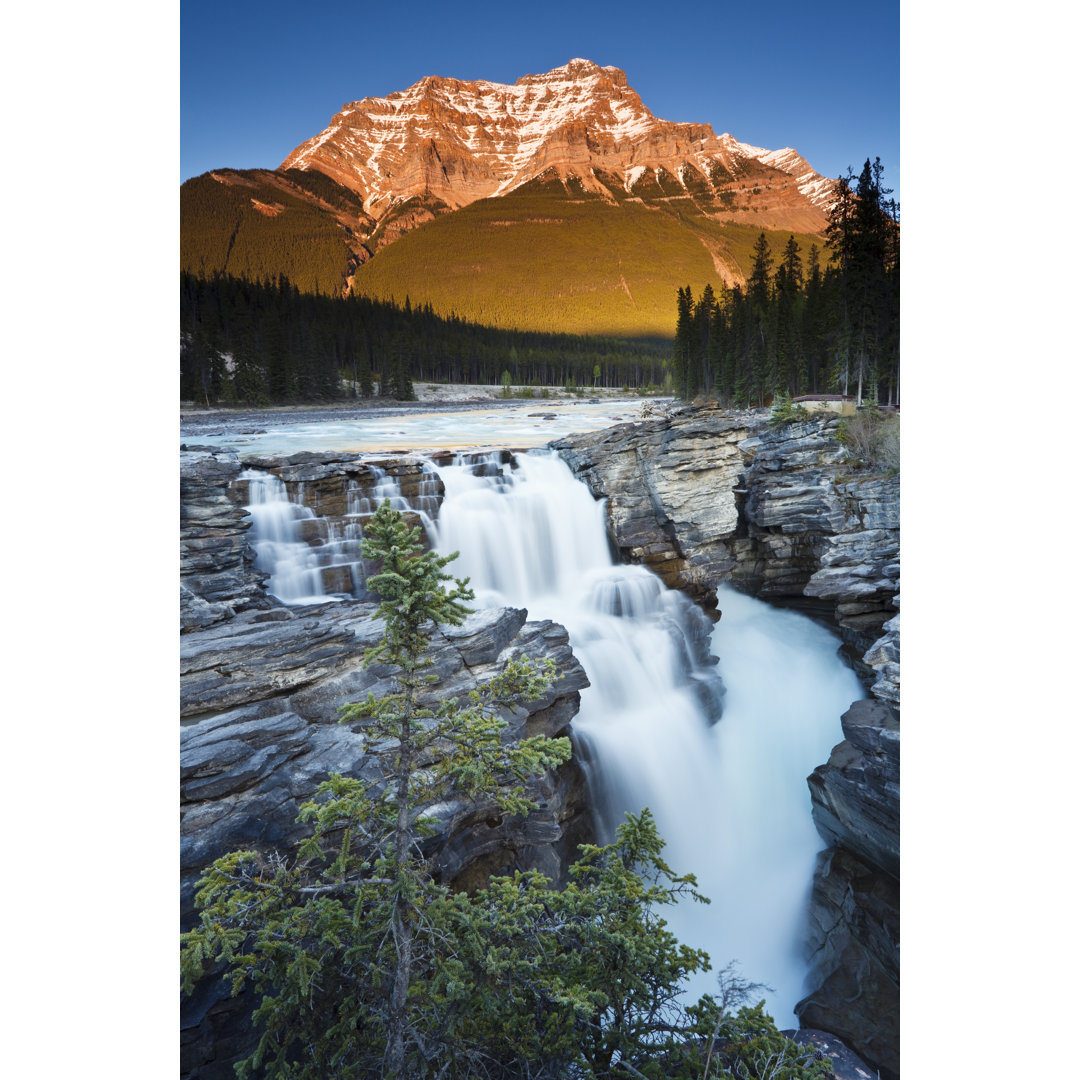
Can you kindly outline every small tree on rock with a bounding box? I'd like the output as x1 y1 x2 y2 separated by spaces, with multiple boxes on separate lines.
181 501 570 1078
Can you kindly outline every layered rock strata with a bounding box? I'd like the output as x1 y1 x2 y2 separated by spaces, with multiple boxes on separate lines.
180 449 270 629
552 408 899 654
180 451 593 1079
554 406 900 1076
180 427 901 1077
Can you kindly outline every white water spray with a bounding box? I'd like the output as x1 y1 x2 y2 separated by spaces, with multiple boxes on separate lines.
433 451 862 1026
243 448 862 1024
242 471 338 604
240 462 440 605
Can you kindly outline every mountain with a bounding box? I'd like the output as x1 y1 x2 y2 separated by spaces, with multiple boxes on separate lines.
181 59 836 338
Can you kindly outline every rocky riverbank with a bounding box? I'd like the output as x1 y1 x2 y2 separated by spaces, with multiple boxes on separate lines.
180 405 901 1079
180 447 594 1079
554 405 900 1080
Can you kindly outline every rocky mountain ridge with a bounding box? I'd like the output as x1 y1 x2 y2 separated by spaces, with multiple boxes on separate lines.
282 58 831 233
181 59 835 318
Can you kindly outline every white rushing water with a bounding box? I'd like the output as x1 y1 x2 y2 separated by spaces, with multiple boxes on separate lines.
241 446 862 1024
433 451 862 1025
241 461 442 605
182 399 653 457
242 471 337 604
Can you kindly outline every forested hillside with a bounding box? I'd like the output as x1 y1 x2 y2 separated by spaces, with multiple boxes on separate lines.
180 169 370 295
349 172 828 339
180 273 670 404
671 159 900 406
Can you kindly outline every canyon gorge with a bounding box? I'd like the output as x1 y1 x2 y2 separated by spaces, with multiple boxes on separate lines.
180 404 899 1079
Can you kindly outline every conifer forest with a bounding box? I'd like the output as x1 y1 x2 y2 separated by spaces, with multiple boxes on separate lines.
180 159 898 407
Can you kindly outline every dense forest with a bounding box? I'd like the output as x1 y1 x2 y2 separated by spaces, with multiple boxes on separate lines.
180 273 671 403
672 159 900 406
180 158 898 408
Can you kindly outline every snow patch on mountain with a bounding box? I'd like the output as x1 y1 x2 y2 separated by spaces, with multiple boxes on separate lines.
280 60 833 222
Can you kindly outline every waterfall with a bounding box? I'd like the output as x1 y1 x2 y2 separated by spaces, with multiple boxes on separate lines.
240 462 441 605
243 448 862 1025
433 450 862 1026
242 471 338 604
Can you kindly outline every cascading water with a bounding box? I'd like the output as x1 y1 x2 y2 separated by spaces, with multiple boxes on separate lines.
346 462 442 535
243 447 863 1025
242 471 338 604
241 461 442 605
433 450 862 1026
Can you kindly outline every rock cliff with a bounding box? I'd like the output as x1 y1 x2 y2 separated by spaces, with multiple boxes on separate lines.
554 406 900 1077
179 450 593 1080
180 421 901 1077
552 408 899 656
281 58 831 232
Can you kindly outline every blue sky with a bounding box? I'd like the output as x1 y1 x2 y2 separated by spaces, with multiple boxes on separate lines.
181 0 899 197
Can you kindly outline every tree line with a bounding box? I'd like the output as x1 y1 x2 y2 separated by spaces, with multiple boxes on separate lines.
180 272 670 404
671 158 900 406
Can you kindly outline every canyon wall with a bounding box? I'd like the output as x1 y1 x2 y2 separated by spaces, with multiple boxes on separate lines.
554 407 900 1079
180 449 593 1079
180 412 900 1078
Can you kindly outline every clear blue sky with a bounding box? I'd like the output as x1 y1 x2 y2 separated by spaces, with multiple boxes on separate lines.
181 0 899 198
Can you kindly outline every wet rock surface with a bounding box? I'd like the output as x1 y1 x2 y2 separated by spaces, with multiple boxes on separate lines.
180 413 902 1077
808 699 900 879
556 405 901 1076
180 449 270 623
796 846 900 1080
180 459 594 1079
553 407 899 652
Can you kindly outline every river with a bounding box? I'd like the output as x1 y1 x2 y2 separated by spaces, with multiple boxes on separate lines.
223 415 860 1025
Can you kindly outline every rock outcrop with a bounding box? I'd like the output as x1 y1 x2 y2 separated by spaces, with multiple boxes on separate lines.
180 421 902 1077
180 452 593 1080
796 846 900 1080
555 406 901 1076
553 408 899 655
180 449 270 628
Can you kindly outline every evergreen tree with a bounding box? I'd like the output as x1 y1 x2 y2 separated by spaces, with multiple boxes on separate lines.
824 159 899 404
695 283 716 397
747 233 774 404
803 244 827 393
181 503 570 1078
673 285 697 400
775 236 805 395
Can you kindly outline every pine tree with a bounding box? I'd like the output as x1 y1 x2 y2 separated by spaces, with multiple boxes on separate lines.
775 236 805 394
181 503 570 1078
747 233 774 404
673 285 696 399
695 283 716 396
825 159 899 404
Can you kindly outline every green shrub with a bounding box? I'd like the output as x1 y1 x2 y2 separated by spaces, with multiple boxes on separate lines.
838 408 900 473
702 1001 833 1079
768 389 809 427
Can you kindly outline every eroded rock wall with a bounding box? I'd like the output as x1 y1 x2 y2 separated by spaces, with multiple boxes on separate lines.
180 449 270 629
179 451 593 1079
555 406 901 1076
552 408 899 657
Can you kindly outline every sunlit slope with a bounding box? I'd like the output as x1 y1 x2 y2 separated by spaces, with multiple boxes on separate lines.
181 170 368 295
350 178 826 338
